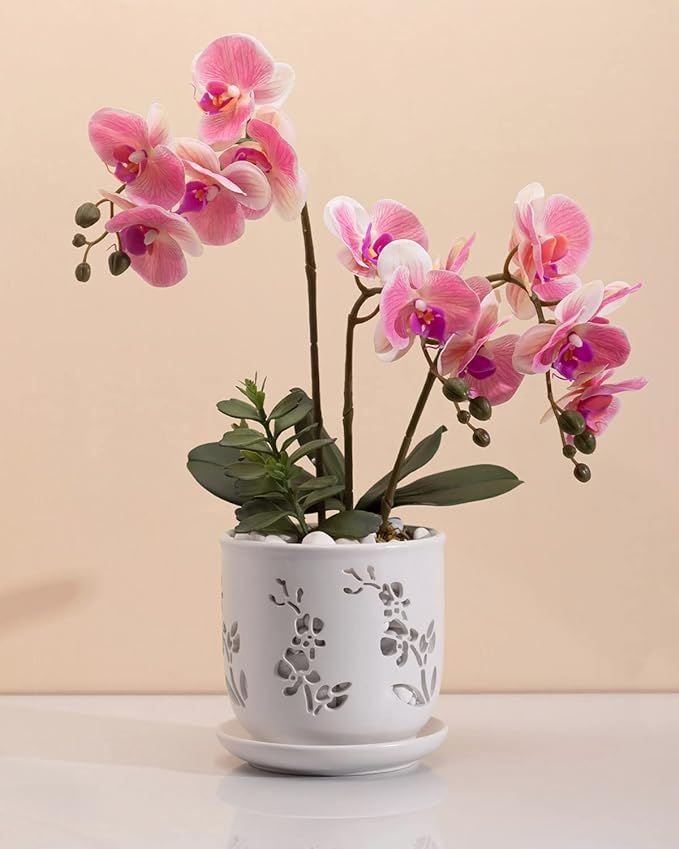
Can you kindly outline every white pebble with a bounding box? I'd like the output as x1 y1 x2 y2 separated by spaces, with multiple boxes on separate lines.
335 537 359 545
279 533 297 543
264 534 283 544
249 532 266 542
360 533 377 544
301 530 336 545
390 517 404 530
413 527 430 540
233 533 250 542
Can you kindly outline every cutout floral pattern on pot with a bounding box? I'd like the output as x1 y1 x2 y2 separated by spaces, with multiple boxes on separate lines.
343 567 438 706
222 620 248 707
269 578 352 714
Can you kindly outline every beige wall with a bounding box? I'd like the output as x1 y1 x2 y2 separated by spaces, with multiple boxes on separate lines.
1 0 677 693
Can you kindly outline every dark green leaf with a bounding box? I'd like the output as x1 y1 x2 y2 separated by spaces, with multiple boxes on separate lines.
225 462 268 480
268 389 306 420
297 475 338 491
356 426 447 511
273 396 314 436
187 442 244 505
291 389 345 483
220 429 268 448
217 399 262 420
281 423 317 451
300 484 345 510
392 465 522 507
288 438 337 465
235 510 292 533
318 510 381 539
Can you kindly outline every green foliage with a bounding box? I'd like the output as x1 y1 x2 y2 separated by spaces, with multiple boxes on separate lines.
318 510 382 539
391 465 522 507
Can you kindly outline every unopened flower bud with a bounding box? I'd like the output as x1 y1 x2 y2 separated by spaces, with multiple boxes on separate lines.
72 233 87 247
469 396 492 421
108 250 131 276
472 427 490 447
457 409 471 424
75 202 101 228
574 430 596 455
573 463 592 483
562 444 577 459
442 377 469 402
75 262 91 282
558 410 586 436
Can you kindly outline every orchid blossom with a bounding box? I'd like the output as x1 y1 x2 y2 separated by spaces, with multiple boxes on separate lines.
193 34 293 147
508 182 591 317
174 138 270 245
544 369 647 438
324 197 428 279
375 240 480 361
512 280 640 379
88 105 185 209
103 193 202 287
440 292 524 405
219 117 306 220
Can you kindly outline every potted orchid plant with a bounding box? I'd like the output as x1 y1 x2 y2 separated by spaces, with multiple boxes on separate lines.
73 33 645 756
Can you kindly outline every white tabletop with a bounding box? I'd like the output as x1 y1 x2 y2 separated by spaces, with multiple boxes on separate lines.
1 694 677 848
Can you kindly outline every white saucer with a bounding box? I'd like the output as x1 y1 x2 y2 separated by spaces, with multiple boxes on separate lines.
216 717 448 776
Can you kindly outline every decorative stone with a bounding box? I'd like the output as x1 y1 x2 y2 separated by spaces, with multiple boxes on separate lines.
360 533 377 544
335 538 359 545
264 534 284 544
301 530 335 545
249 532 266 542
390 517 405 530
413 527 430 540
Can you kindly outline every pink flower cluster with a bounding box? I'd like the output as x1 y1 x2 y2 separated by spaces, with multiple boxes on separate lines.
325 188 645 439
88 34 306 287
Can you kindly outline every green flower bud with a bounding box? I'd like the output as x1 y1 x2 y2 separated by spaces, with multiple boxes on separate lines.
573 463 591 483
108 250 131 276
558 410 586 436
75 202 101 228
562 444 577 459
457 409 471 424
442 377 469 402
72 233 87 247
469 396 492 421
574 430 597 455
75 262 91 282
472 427 490 447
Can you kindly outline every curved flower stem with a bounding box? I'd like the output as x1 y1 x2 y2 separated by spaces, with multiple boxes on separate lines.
343 281 381 509
300 202 325 521
379 362 438 532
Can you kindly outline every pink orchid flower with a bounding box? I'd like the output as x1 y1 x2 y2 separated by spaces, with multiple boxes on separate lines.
102 193 202 287
193 34 293 148
440 292 524 405
88 105 185 209
375 240 481 361
444 234 476 274
324 197 428 279
508 182 592 317
218 117 306 220
543 369 647 437
513 280 640 379
174 138 271 245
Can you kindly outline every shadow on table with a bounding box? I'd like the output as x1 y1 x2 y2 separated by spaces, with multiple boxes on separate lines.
0 701 237 775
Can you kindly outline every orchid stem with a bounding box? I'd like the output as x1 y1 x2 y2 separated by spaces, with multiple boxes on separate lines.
300 202 325 522
379 365 438 533
343 281 381 510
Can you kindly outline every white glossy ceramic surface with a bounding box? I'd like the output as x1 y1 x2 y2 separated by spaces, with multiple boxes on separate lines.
220 531 445 745
216 715 448 775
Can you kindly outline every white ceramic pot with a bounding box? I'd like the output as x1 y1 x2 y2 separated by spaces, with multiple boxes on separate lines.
220 531 445 745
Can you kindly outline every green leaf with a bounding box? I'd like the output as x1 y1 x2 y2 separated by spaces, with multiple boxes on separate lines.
217 399 262 420
235 499 298 535
356 426 447 511
268 389 306 420
291 389 345 484
273 396 314 436
288 438 337 465
235 510 292 534
187 442 244 505
392 465 522 507
300 484 345 510
225 462 268 480
219 429 268 448
297 475 338 491
281 423 317 451
318 510 381 539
